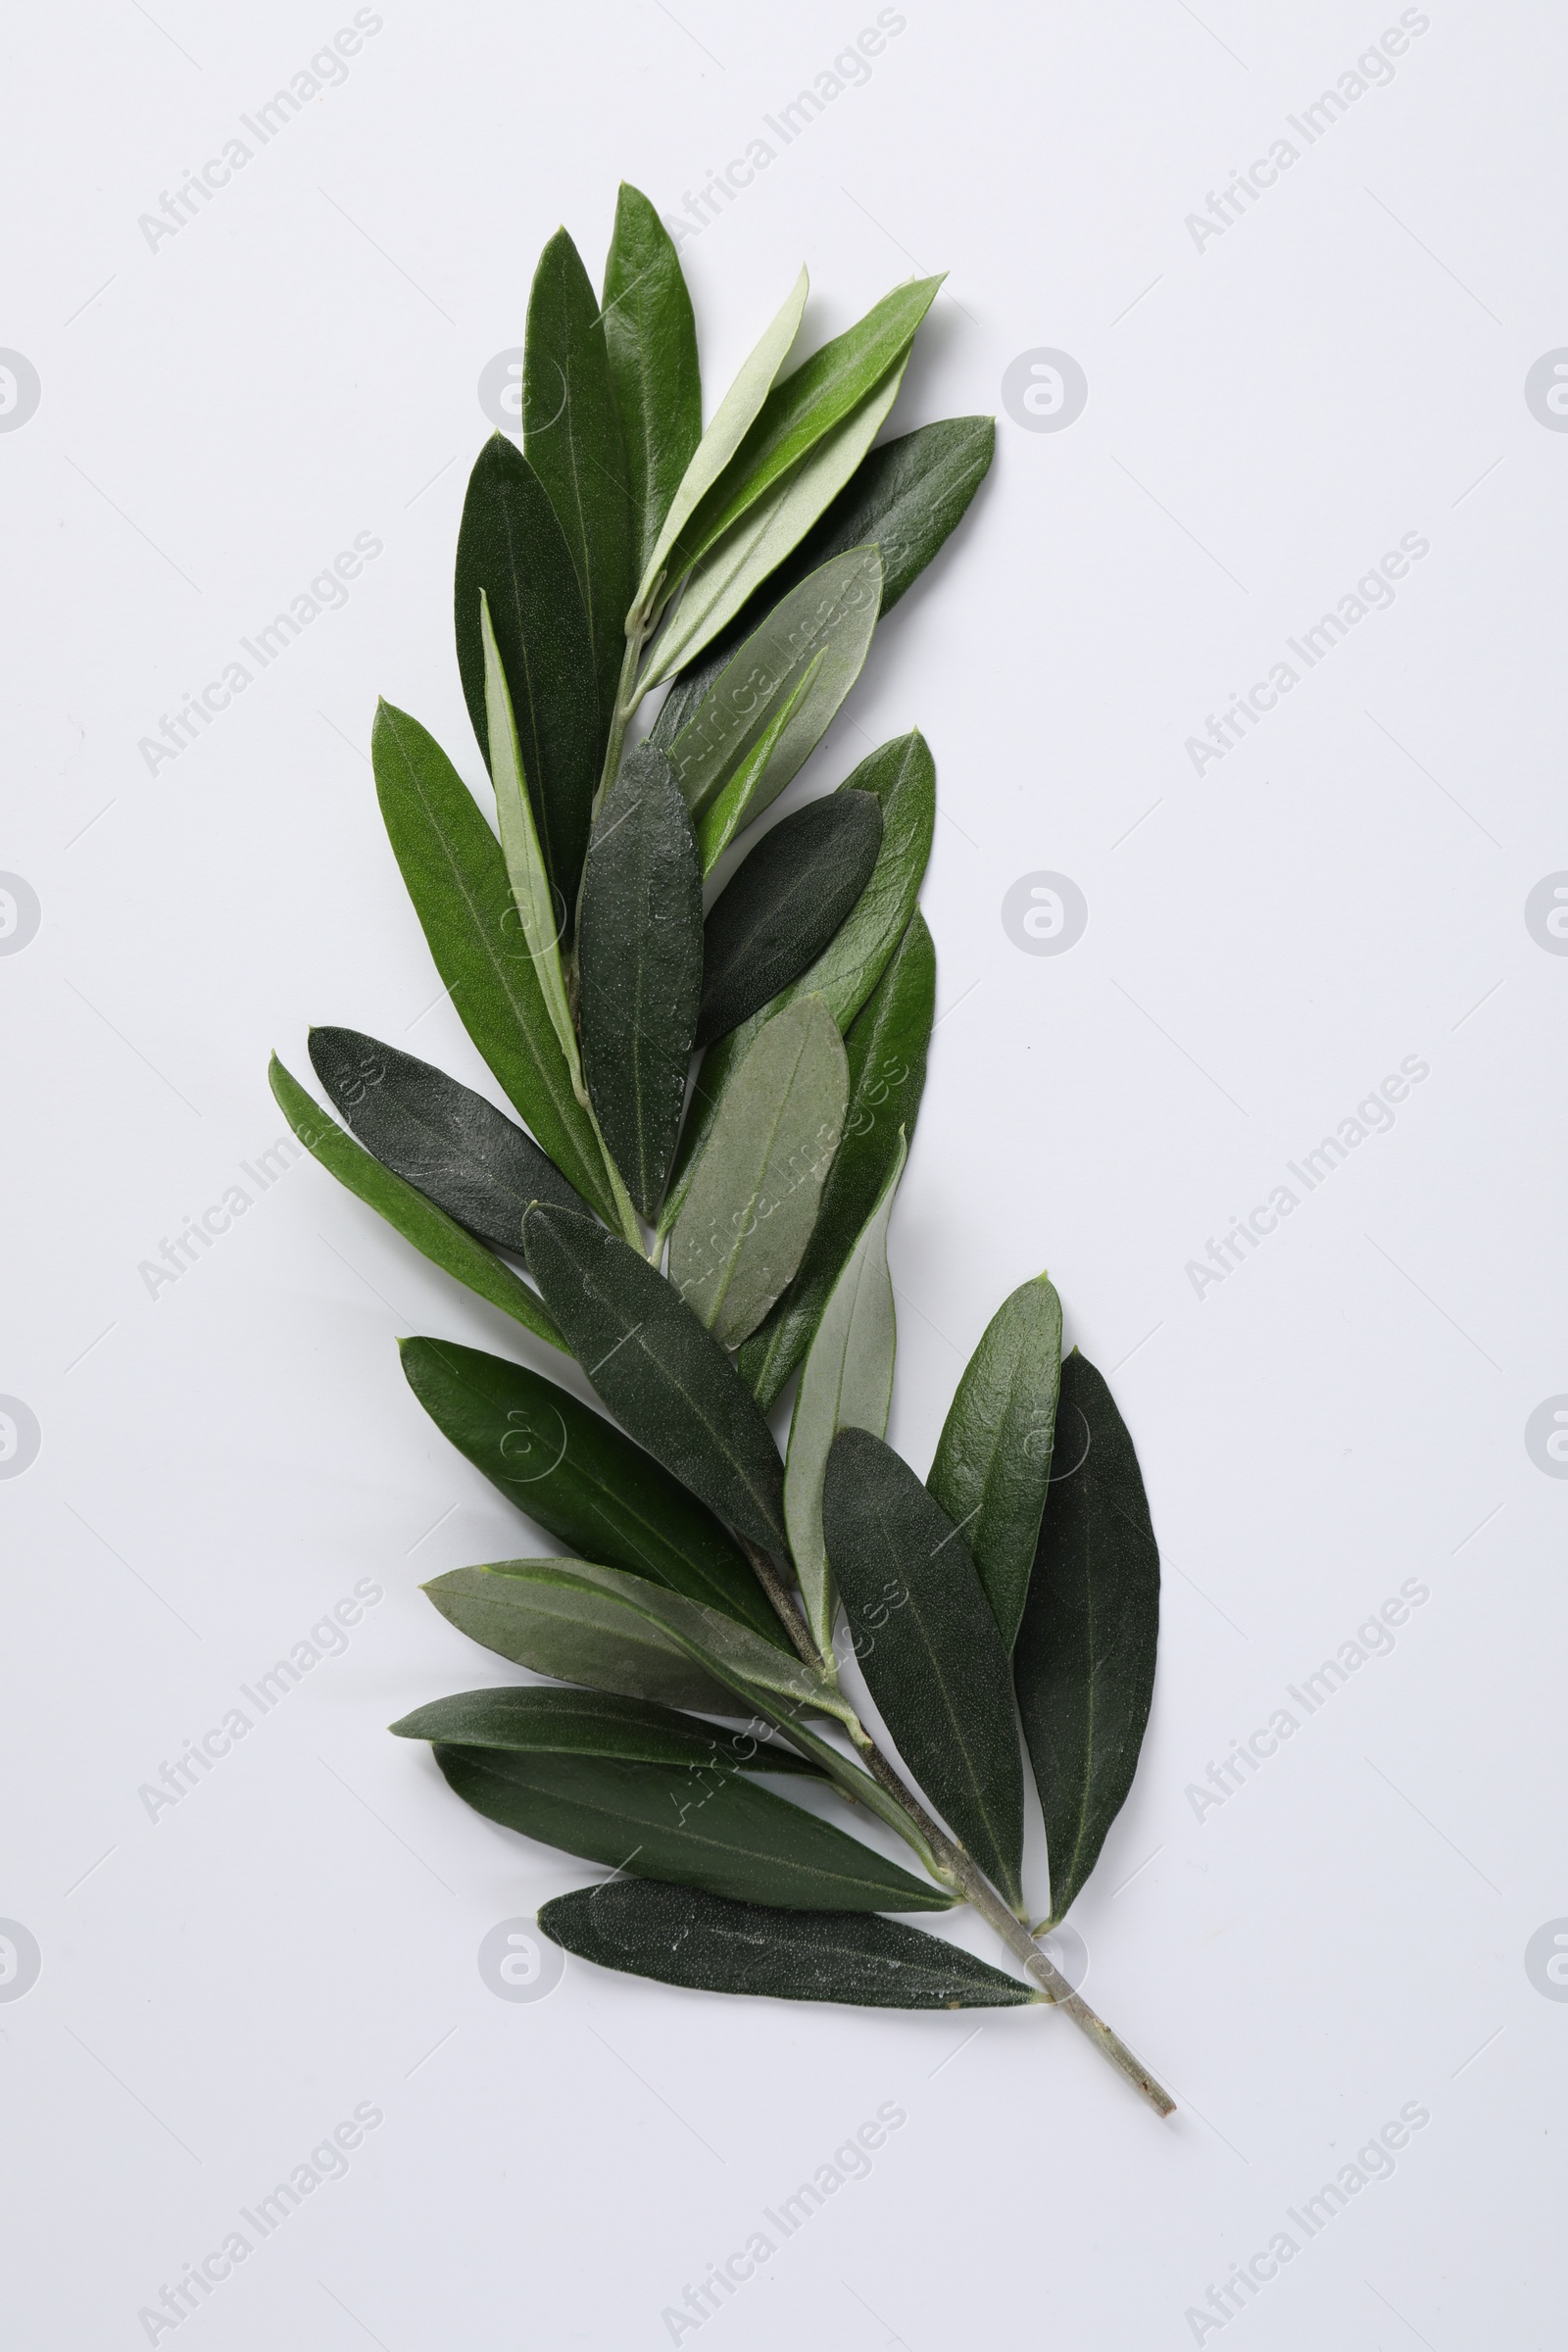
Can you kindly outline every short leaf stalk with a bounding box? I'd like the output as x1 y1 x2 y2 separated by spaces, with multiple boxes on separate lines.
744 1537 1176 2119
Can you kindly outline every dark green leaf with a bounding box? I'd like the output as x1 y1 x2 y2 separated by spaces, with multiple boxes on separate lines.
577 744 702 1219
454 433 597 920
698 793 883 1046
308 1027 587 1250
602 183 702 579
669 276 944 584
400 1335 784 1644
425 1556 852 1727
540 1880 1039 2007
269 1055 564 1351
653 417 997 735
783 1134 905 1656
421 1562 743 1716
390 1684 820 1774
657 548 882 838
370 700 616 1223
775 415 996 616
523 1206 788 1549
434 1743 950 1911
667 1000 849 1348
1014 1350 1160 1925
928 1274 1062 1650
665 731 936 1222
822 1427 1025 1906
523 228 636 740
739 910 934 1407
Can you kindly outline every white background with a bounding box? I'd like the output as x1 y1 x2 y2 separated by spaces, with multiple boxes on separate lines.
4 2 1565 2345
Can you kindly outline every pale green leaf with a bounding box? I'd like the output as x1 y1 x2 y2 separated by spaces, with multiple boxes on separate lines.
635 268 808 613
667 999 849 1348
480 590 580 1084
784 1131 905 1656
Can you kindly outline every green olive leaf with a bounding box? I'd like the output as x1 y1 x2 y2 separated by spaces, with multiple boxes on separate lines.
663 730 935 1227
522 1206 789 1550
602 182 702 578
656 275 943 607
698 791 883 1047
434 1743 950 1912
636 268 808 612
426 1555 850 1727
823 1427 1026 1908
540 1881 1038 2007
639 355 909 690
738 909 934 1408
784 1131 906 1657
480 589 580 1081
390 1685 821 1774
399 1334 783 1643
453 434 598 923
647 417 996 748
370 699 616 1223
524 227 636 742
693 656 823 877
577 744 703 1220
667 999 849 1349
420 1561 741 1716
269 1055 564 1350
1014 1350 1160 1925
928 1274 1062 1650
658 546 883 828
307 1027 589 1250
